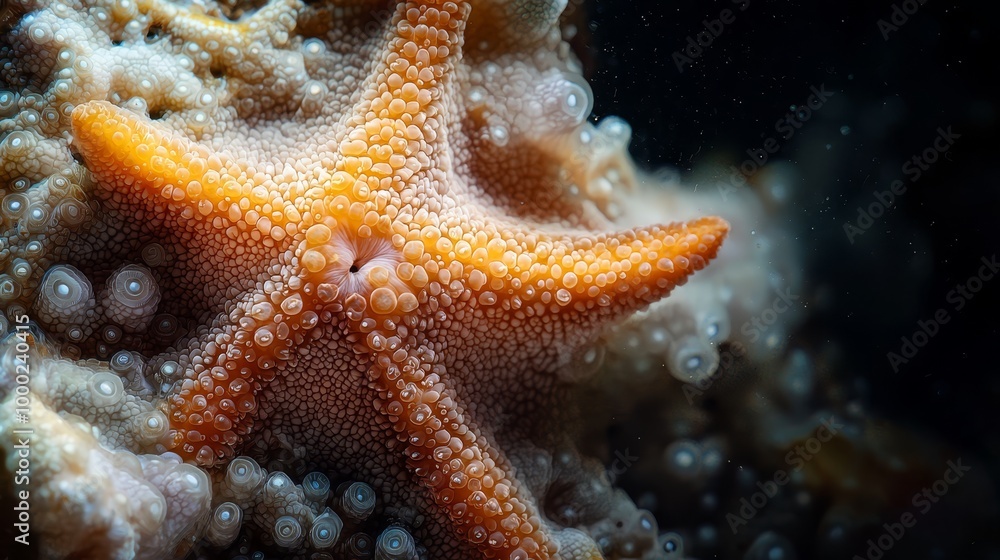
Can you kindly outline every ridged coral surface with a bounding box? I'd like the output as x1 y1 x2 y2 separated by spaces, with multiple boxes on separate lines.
0 0 803 558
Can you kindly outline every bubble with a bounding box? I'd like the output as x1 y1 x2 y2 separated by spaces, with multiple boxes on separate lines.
109 350 136 373
665 439 702 479
53 79 75 99
339 481 376 522
107 264 159 310
781 349 814 399
111 0 136 19
302 471 331 504
467 86 486 106
206 502 243 547
41 107 61 127
637 510 658 535
1 131 32 161
151 313 179 338
135 410 168 443
123 96 148 116
761 326 788 356
489 125 509 147
668 335 719 384
158 360 181 380
697 303 731 343
101 324 122 344
104 264 161 330
225 456 264 497
28 21 53 44
10 259 31 282
744 531 797 560
0 91 17 117
10 177 30 192
700 441 725 476
66 326 85 342
301 80 327 113
697 524 718 548
141 243 167 266
2 193 28 219
643 324 672 354
36 265 93 323
17 109 40 129
375 526 416 560
577 344 606 373
0 275 21 302
72 56 93 76
55 199 89 227
557 76 593 127
89 371 125 408
840 126 851 136
265 471 293 495
23 204 50 232
302 38 325 56
597 115 632 146
309 509 343 550
659 532 684 557
559 344 605 382
122 19 144 40
345 533 374 557
178 463 210 491
23 240 43 258
272 516 304 548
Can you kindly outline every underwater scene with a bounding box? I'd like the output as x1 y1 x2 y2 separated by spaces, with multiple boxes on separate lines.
0 0 997 559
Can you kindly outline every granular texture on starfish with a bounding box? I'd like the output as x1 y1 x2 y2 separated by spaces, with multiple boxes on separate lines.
70 13 727 555
3 0 731 557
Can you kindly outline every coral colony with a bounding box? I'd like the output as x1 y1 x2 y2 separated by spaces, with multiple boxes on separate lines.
0 1 946 559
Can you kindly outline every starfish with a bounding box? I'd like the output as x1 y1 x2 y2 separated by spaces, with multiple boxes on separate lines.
69 0 728 557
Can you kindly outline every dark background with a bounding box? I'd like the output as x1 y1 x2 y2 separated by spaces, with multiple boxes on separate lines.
580 0 999 556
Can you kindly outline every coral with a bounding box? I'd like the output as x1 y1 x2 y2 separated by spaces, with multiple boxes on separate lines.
0 0 806 559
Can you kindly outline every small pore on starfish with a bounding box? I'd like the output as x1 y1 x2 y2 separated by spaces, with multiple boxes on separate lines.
322 227 410 313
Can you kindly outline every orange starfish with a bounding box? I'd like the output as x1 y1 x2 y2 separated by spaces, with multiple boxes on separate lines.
71 1 727 557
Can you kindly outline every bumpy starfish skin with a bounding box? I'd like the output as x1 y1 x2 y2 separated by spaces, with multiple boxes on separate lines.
7 0 728 557
71 3 727 558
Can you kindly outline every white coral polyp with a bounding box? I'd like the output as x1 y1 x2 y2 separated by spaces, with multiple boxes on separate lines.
0 394 212 559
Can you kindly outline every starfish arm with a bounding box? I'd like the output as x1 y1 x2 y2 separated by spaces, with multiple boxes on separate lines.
364 340 600 560
71 101 308 240
316 1 468 211
409 214 730 317
161 270 313 466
